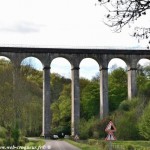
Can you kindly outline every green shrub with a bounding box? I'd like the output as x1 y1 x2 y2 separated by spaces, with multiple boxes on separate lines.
98 117 110 138
87 139 107 149
127 145 134 150
138 101 150 140
0 138 4 146
12 123 20 146
88 139 98 145
19 139 25 146
4 138 14 146
119 100 130 111
119 98 138 111
0 126 7 138
98 140 107 149
115 110 140 140
22 137 29 143
93 131 99 139
79 119 90 139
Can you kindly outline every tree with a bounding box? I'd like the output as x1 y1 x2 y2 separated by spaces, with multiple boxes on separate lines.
51 73 70 103
137 64 150 97
98 0 150 48
114 98 142 140
81 81 100 120
51 84 71 135
138 101 150 140
108 68 127 111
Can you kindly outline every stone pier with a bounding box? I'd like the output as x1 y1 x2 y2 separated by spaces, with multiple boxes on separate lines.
42 65 51 137
100 67 109 119
128 67 137 99
71 66 80 136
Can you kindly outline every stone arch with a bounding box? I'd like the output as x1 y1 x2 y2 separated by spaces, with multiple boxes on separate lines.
18 56 43 136
0 56 13 82
0 56 12 75
108 58 128 111
21 56 43 70
0 56 15 130
79 58 99 80
0 55 12 62
50 57 71 78
137 58 150 95
51 54 72 66
108 58 127 72
137 58 150 78
137 58 150 66
79 58 100 120
50 57 73 135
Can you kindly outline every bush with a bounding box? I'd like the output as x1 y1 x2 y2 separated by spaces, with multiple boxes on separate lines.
0 126 7 138
19 139 25 146
119 98 138 111
12 123 20 146
138 101 150 140
119 100 130 111
22 137 29 143
88 139 98 145
93 131 99 139
127 145 134 150
98 140 107 149
79 119 90 139
0 138 4 146
4 138 14 146
98 117 110 139
115 110 140 140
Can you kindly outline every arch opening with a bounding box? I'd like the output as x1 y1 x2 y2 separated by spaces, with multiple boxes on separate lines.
80 58 99 80
18 57 43 136
51 57 71 78
80 58 100 120
137 58 150 77
50 57 71 136
108 58 127 112
21 57 43 70
108 58 126 72
137 58 150 97
0 56 14 132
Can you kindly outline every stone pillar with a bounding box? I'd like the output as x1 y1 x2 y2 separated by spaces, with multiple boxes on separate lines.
100 67 109 119
71 66 80 136
128 67 137 99
42 66 51 137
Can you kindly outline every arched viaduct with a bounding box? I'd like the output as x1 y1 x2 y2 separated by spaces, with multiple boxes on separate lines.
0 46 150 137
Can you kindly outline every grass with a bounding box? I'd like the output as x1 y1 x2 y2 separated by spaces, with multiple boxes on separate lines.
25 139 45 150
65 139 104 150
113 141 150 149
66 139 150 150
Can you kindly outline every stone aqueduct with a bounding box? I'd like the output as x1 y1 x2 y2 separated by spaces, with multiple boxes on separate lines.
0 46 150 137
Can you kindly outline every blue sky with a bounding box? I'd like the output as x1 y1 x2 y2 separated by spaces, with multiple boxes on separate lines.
0 0 150 79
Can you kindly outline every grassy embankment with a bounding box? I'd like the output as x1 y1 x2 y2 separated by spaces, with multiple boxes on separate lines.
25 139 45 150
66 139 150 150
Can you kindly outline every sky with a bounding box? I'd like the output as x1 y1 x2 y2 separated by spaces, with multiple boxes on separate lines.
0 0 150 79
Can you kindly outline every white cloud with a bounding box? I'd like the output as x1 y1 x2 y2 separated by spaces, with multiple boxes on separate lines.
0 21 43 33
0 0 143 48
